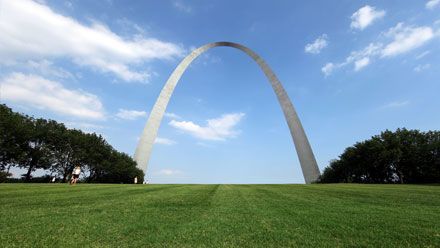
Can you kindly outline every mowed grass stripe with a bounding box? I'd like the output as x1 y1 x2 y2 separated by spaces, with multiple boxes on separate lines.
1 184 188 247
0 184 439 247
251 184 440 246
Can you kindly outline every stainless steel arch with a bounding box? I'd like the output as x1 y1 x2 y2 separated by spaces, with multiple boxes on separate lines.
134 41 320 183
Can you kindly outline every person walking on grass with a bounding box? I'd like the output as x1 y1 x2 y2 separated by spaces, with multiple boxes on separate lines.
70 166 81 185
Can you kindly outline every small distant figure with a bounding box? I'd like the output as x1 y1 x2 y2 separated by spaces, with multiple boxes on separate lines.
134 176 138 184
70 166 81 185
51 176 56 183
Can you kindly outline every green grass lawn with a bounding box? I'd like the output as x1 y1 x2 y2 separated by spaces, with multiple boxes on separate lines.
0 184 439 247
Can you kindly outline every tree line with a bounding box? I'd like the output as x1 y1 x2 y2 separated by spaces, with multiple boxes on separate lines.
0 104 144 183
319 128 440 184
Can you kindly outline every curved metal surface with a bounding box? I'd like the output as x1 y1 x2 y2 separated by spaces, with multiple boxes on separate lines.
134 41 320 183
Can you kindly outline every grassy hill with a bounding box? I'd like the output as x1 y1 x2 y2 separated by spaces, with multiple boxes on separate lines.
0 184 439 247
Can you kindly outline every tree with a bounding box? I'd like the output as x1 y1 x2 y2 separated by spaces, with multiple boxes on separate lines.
319 128 440 184
47 124 87 182
17 118 56 181
1 104 143 183
82 133 113 182
0 104 27 172
84 133 144 183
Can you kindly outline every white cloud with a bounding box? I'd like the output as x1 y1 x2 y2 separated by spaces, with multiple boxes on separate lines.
196 142 213 147
381 23 434 57
305 34 328 54
321 63 335 76
0 0 184 82
347 43 382 71
0 73 105 119
26 60 74 79
164 112 181 119
169 113 245 141
173 1 192 13
322 43 382 75
381 101 410 109
354 57 370 71
323 23 436 75
115 109 147 120
426 0 440 9
64 121 105 133
414 64 431 72
347 43 383 61
154 137 177 145
415 50 430 60
64 1 73 9
116 18 147 35
65 122 104 130
154 169 183 176
351 5 385 30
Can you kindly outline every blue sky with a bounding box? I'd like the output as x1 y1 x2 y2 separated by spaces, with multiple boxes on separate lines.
1 0 439 183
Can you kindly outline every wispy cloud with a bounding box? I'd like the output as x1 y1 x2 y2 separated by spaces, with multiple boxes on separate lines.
64 1 73 9
323 22 436 75
1 73 105 120
154 169 183 176
154 137 177 145
321 63 335 76
173 1 192 13
415 50 430 60
64 121 105 133
414 64 431 72
354 57 370 71
426 0 440 10
164 112 181 119
322 43 382 74
116 110 178 121
26 60 74 79
305 34 328 54
196 142 213 148
381 100 410 109
169 113 245 141
0 0 184 83
115 17 148 35
381 23 434 57
351 5 385 30
115 109 147 120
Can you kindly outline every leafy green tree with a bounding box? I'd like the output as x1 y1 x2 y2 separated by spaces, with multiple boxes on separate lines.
17 118 57 181
82 133 113 182
1 104 143 183
83 133 144 183
0 104 27 173
47 124 87 182
0 170 12 183
319 128 440 184
90 150 144 183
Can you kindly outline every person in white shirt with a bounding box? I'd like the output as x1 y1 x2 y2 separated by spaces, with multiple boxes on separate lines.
70 166 81 185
